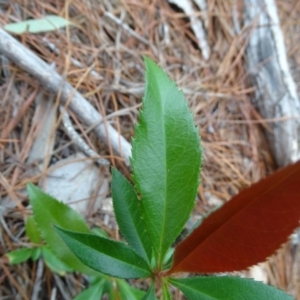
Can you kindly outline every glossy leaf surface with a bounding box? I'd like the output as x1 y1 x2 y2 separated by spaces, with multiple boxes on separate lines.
112 168 152 263
54 227 151 279
169 277 292 300
27 183 94 274
131 57 201 265
169 160 300 273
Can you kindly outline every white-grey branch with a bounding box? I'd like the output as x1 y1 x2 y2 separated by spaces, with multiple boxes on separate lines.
60 106 110 166
244 0 300 167
0 29 132 165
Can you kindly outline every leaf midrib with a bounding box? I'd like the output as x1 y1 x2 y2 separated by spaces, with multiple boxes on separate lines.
149 73 169 266
175 162 300 269
171 280 219 300
57 228 150 275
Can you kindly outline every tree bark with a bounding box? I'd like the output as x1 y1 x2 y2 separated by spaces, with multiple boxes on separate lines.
244 0 300 167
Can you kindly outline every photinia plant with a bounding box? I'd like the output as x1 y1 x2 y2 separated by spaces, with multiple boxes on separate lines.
25 57 300 299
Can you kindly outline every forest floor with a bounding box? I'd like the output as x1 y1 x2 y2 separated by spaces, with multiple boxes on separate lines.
1 0 300 299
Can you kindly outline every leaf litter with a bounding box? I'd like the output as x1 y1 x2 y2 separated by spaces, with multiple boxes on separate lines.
0 0 299 299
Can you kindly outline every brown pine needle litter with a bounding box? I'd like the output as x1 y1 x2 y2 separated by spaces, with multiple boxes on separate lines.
0 0 299 299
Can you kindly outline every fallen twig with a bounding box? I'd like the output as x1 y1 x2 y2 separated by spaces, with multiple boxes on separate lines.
244 0 300 166
60 106 110 166
0 29 131 165
104 11 157 55
31 259 44 300
168 0 210 60
1 88 39 139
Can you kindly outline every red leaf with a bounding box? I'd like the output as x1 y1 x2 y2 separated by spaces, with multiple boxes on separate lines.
167 160 300 274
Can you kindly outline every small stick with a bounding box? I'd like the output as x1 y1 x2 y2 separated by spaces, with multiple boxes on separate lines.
0 29 131 165
0 261 29 300
60 106 110 166
31 259 44 300
104 11 158 56
1 88 39 139
168 0 210 60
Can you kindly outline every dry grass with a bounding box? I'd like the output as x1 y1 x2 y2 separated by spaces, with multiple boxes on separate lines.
0 0 299 299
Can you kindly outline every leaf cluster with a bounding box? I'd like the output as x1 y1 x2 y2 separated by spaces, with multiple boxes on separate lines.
8 57 299 299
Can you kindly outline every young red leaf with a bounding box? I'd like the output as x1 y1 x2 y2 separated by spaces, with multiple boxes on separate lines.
168 160 300 274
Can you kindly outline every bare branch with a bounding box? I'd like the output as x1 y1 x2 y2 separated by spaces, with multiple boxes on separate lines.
244 0 300 167
0 29 131 165
168 0 210 60
60 106 110 166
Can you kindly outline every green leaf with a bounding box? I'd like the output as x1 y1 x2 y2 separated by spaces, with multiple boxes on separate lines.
106 280 118 300
73 279 106 300
163 248 174 270
54 226 151 279
91 227 108 238
162 281 172 300
117 279 146 300
27 183 94 274
168 276 293 300
31 247 42 261
112 168 152 263
131 57 201 265
42 246 73 275
142 284 158 300
110 288 121 300
25 215 42 244
4 15 72 34
6 248 33 264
